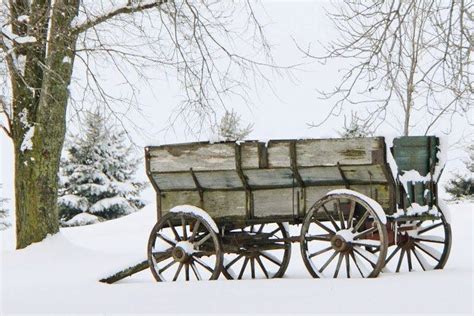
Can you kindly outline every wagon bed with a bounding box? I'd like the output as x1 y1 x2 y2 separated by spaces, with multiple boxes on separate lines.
146 137 396 227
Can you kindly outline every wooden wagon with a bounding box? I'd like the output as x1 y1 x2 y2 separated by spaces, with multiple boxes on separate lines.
143 136 451 281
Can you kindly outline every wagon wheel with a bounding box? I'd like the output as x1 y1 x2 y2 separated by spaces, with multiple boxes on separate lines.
300 191 388 278
384 207 451 273
147 210 223 282
221 223 291 280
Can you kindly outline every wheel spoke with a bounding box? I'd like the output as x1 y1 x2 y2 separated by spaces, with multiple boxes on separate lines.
257 224 266 234
167 221 181 241
250 258 256 279
418 222 443 235
412 247 433 271
352 246 378 267
173 262 184 281
312 218 335 235
158 259 177 274
352 211 369 233
345 253 350 278
190 220 201 242
414 242 441 261
190 262 202 280
319 251 338 273
156 233 177 246
351 239 381 248
260 251 282 266
347 200 356 228
336 200 346 230
193 257 214 273
181 216 187 240
385 245 401 264
407 248 413 271
350 251 365 277
333 253 344 278
267 227 280 237
238 257 250 279
256 256 270 278
195 233 212 247
309 246 333 258
353 226 377 240
412 235 445 244
322 205 341 231
396 249 405 272
185 263 190 281
225 254 244 269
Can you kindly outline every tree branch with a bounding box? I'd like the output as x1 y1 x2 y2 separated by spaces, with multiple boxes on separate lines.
72 0 167 35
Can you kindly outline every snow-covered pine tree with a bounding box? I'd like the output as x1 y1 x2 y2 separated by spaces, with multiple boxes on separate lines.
339 112 373 138
58 111 145 226
218 110 253 141
0 184 10 231
445 144 474 200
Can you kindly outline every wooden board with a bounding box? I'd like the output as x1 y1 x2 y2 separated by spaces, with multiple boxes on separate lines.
296 138 382 166
161 190 246 219
253 188 294 218
149 142 237 172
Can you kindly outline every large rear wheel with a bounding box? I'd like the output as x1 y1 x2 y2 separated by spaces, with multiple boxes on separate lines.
300 190 388 278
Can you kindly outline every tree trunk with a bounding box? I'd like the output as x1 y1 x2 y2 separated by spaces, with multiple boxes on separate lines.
12 1 79 249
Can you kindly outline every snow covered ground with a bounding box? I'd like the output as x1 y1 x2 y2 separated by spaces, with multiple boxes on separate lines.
1 202 472 315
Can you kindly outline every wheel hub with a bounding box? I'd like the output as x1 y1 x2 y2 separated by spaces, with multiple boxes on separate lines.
172 241 195 263
332 229 355 252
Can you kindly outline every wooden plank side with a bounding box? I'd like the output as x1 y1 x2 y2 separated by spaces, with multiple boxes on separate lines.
340 165 387 182
195 170 243 189
152 173 196 191
149 142 236 172
253 188 294 218
240 142 260 169
244 168 294 188
161 190 247 219
296 138 381 166
267 141 291 168
203 191 247 218
161 191 201 214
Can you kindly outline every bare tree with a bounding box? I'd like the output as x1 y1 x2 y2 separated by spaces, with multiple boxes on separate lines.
339 111 373 138
303 0 472 136
0 0 277 248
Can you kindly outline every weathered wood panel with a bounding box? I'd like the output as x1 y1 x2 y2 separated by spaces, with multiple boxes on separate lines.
296 138 381 166
340 165 387 182
244 168 294 188
299 167 342 184
149 142 236 172
152 173 196 190
161 190 246 218
267 141 291 168
253 188 294 217
161 191 201 213
195 170 243 189
203 191 247 218
240 142 260 169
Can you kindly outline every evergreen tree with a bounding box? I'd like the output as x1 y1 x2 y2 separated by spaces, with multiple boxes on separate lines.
339 112 373 138
218 110 253 141
58 111 145 226
0 198 10 231
445 144 474 200
0 184 10 231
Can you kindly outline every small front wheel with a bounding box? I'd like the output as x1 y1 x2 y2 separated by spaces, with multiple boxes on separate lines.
300 190 388 278
147 207 223 282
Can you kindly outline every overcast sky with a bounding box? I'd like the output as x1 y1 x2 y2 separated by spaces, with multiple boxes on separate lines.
1 1 472 206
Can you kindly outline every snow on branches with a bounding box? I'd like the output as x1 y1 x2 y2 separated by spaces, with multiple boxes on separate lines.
58 110 146 226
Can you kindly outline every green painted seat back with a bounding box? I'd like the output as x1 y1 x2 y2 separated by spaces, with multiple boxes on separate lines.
392 136 439 206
